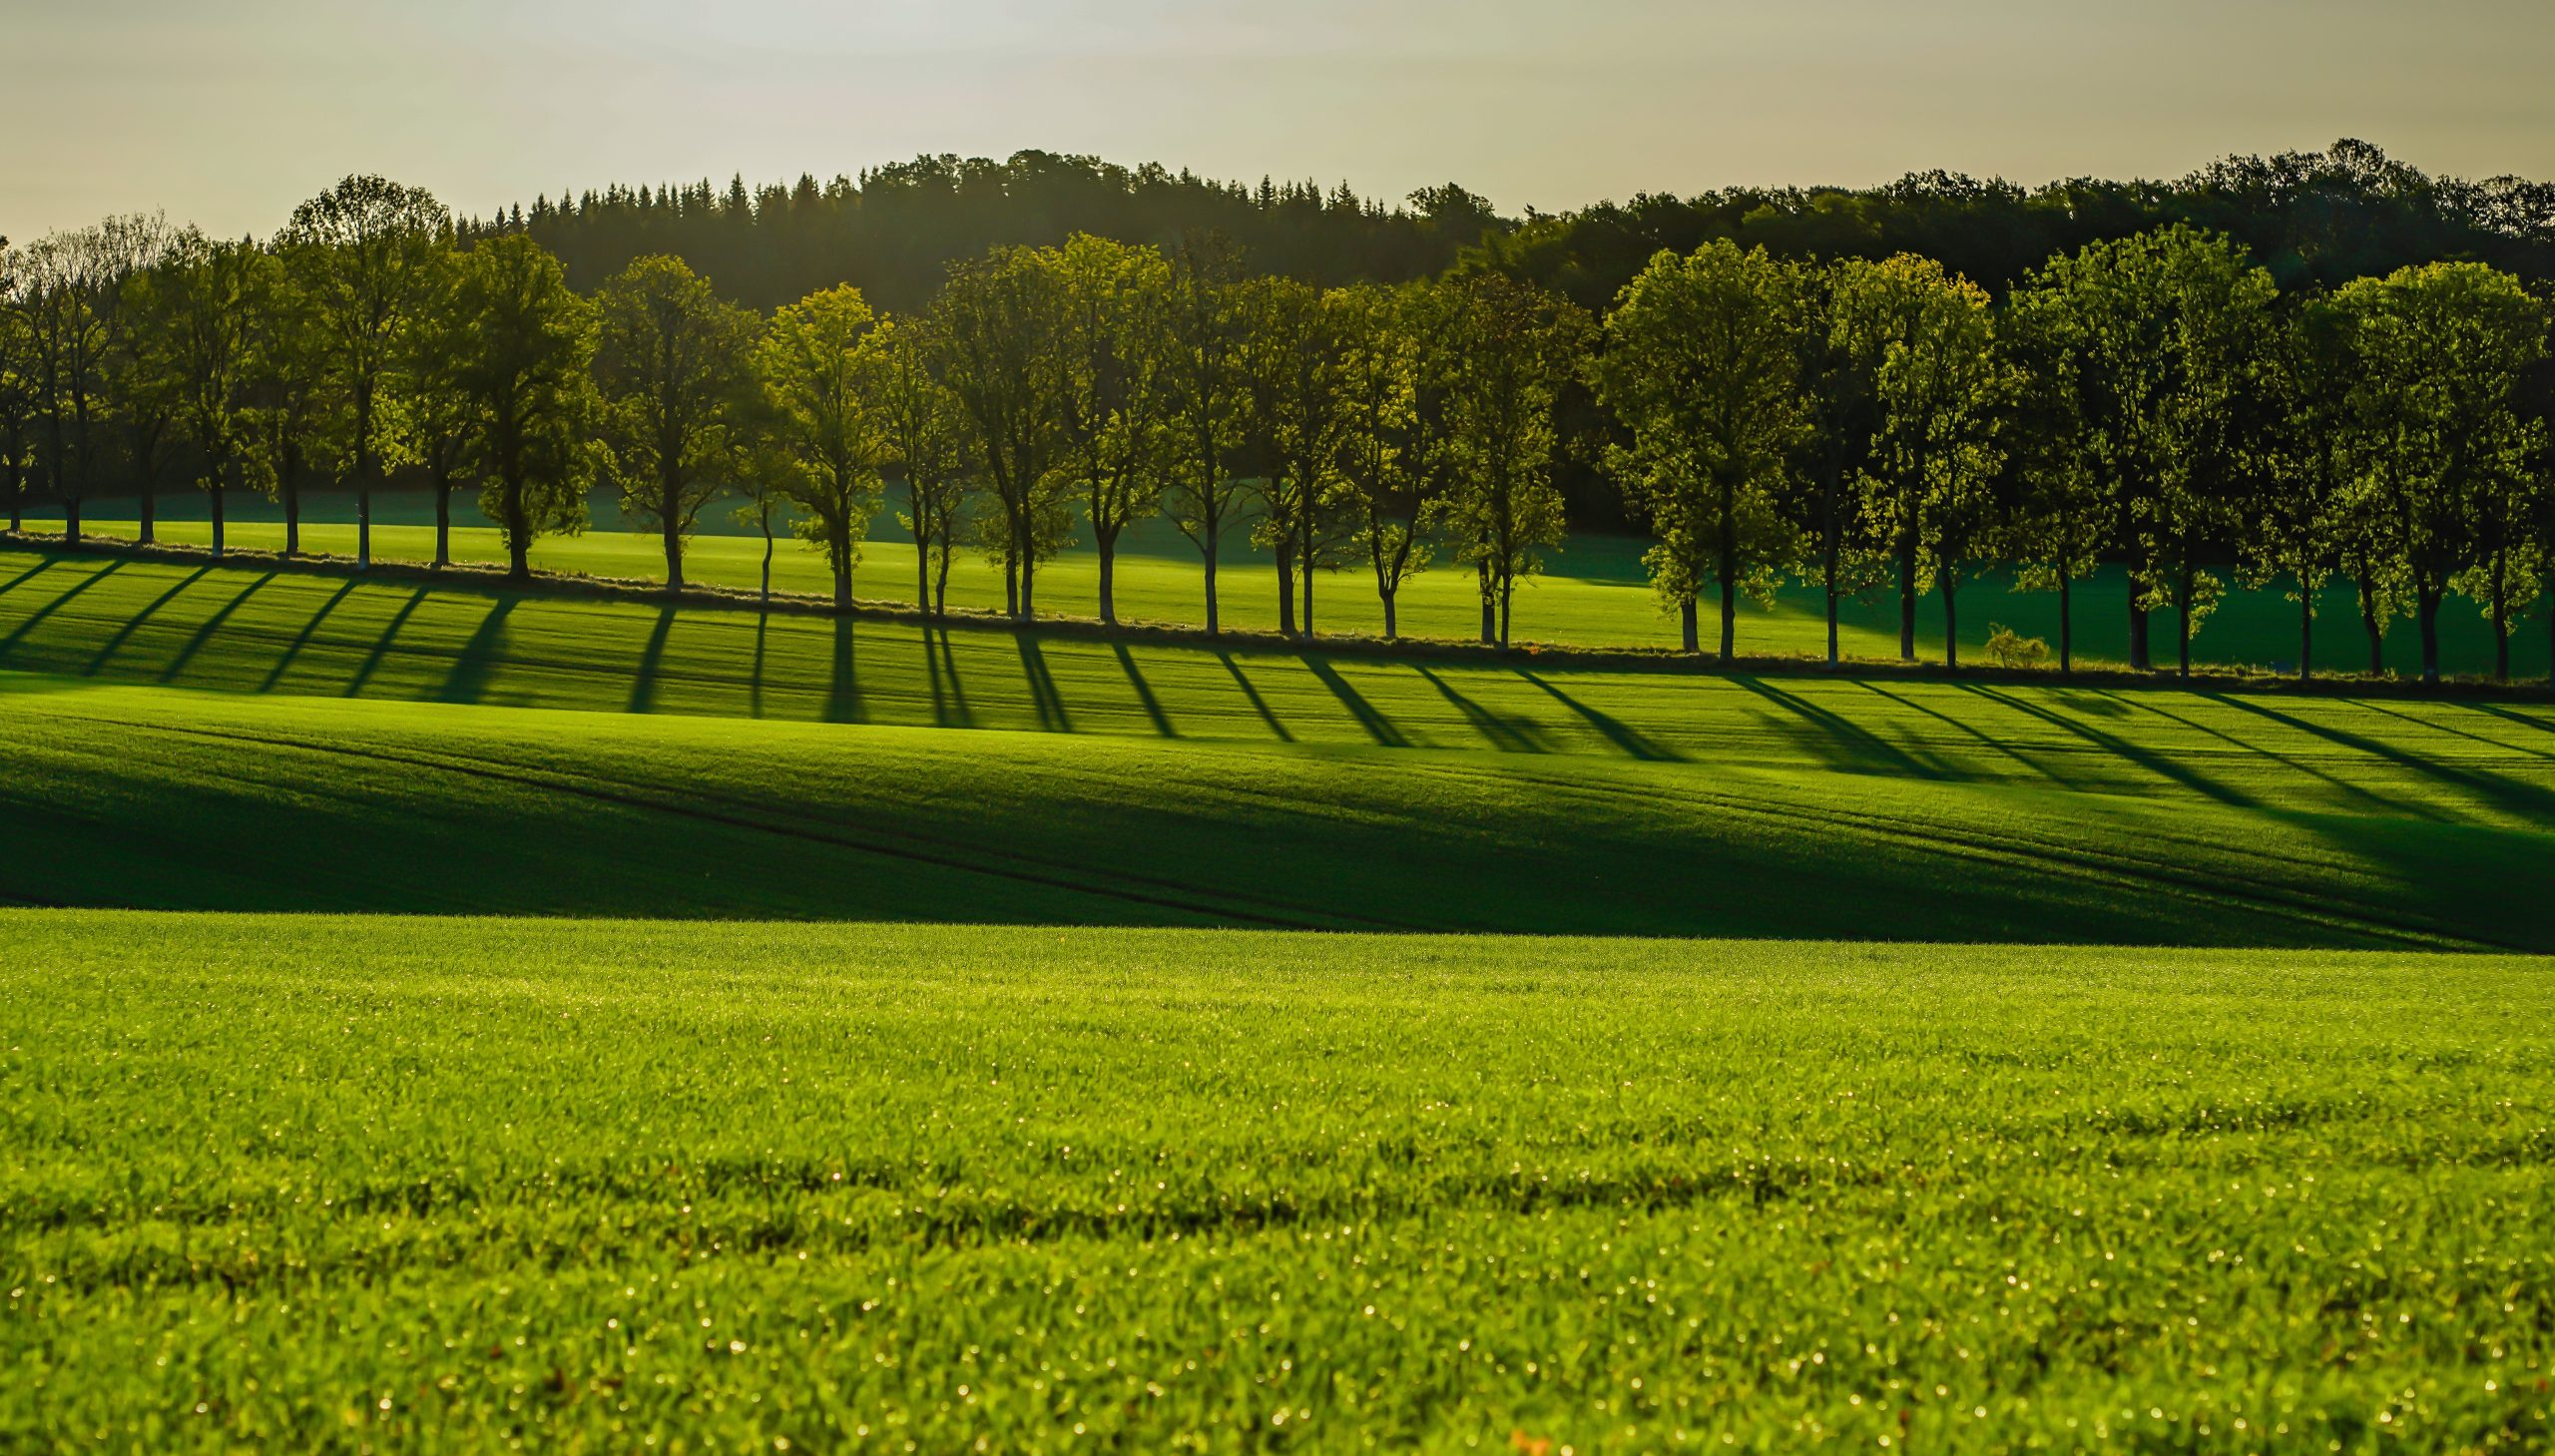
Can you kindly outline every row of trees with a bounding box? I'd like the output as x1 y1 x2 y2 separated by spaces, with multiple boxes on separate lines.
4 179 2552 684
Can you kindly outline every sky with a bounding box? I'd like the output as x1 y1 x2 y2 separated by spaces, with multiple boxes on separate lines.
7 0 2554 243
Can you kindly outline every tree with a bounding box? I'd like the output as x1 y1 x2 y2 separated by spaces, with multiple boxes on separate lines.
1334 281 1450 641
2241 298 2356 681
1238 276 1356 636
250 276 327 560
1158 234 1252 636
931 245 1073 620
1442 273 1587 649
450 236 599 580
1997 297 2111 674
1870 261 2009 668
1592 241 1803 659
755 284 889 609
871 316 972 617
2015 227 2277 674
104 272 185 546
397 245 480 569
125 232 281 559
0 247 33 533
2338 262 2548 682
1049 235 1174 625
15 217 167 544
281 177 451 571
1791 265 1895 666
594 254 758 592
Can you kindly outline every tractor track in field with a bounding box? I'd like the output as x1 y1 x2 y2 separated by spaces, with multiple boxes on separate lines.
78 716 1412 934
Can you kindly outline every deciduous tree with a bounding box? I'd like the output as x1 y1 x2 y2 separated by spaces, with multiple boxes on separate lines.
932 246 1073 620
755 284 890 609
1444 273 1587 649
871 316 972 618
1158 234 1253 636
1051 236 1173 626
450 236 599 580
594 254 759 592
125 232 281 559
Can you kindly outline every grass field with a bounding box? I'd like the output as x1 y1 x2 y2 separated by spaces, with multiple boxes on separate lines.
5 551 2555 945
22 485 2550 678
5 916 2552 1452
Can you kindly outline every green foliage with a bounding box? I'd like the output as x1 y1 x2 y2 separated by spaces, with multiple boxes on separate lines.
592 253 760 587
1439 273 1587 647
1982 623 2050 670
5 915 2555 1450
753 283 889 605
449 236 600 575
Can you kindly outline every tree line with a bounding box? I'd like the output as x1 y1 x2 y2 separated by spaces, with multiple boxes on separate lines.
3 170 2552 686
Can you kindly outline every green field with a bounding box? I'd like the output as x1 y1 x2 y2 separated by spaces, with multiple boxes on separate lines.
5 550 2554 945
5 915 2551 1452
6 534 2554 1452
21 485 2549 678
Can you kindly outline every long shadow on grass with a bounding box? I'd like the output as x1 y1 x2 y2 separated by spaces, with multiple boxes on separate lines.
1414 665 1545 753
1850 680 2076 787
345 589 428 697
1216 651 1292 742
87 566 213 674
1303 656 1409 747
0 558 124 658
1732 675 1943 780
1954 684 2261 809
749 612 768 719
2093 689 2433 820
0 556 57 598
1112 642 1177 737
2354 698 2555 763
928 629 974 728
2203 693 2555 820
158 571 276 684
1515 670 1682 762
826 617 866 725
1016 636 1068 731
2470 701 2555 742
437 597 518 705
256 579 361 694
628 605 677 714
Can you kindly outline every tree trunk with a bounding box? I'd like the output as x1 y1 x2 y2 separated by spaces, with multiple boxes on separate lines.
1477 564 1494 646
2299 590 2313 684
1499 575 1515 650
209 479 226 560
1301 557 1316 639
761 529 773 606
357 487 372 572
64 495 82 547
1003 555 1018 618
1719 574 1736 663
2417 584 2441 684
1020 561 1035 620
1097 539 1118 625
915 531 933 619
2490 568 2509 684
2177 589 2193 680
2359 572 2384 675
1820 480 1839 667
934 550 952 616
283 474 301 560
1380 588 1398 642
2057 572 2073 676
1274 545 1296 637
663 500 684 594
1680 596 1700 656
505 478 530 580
1203 546 1220 637
138 480 156 545
2128 582 2151 673
833 523 853 611
433 479 452 569
1942 577 1958 669
1896 534 1916 664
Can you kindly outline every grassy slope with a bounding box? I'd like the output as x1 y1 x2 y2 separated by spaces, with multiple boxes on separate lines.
4 915 2550 1451
32 485 2550 677
5 551 2554 946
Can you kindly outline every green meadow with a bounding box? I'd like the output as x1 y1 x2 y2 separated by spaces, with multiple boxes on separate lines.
4 916 2551 1452
23 485 2549 678
4 538 2554 1453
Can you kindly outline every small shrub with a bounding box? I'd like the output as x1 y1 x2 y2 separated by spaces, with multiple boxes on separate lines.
1985 623 2050 671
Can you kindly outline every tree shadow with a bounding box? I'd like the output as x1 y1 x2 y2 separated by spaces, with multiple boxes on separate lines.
345 589 428 697
257 578 359 694
826 616 866 725
927 629 974 728
1953 683 2262 809
2469 701 2555 743
1217 651 1292 742
1850 680 2073 787
1514 670 1683 762
88 566 213 675
158 571 276 684
1414 665 1546 753
628 605 678 714
2355 698 2555 763
749 612 768 720
1112 642 1177 737
2203 693 2555 820
0 559 124 657
0 556 57 598
438 597 518 705
2093 689 2428 820
1302 655 1409 747
1731 674 1945 780
1016 636 1069 731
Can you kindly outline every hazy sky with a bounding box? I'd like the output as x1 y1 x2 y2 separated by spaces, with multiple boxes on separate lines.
7 0 2553 242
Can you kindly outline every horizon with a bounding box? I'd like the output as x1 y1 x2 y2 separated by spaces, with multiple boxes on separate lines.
8 0 2555 243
